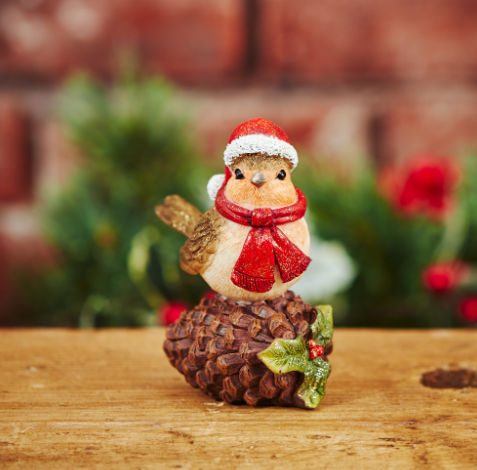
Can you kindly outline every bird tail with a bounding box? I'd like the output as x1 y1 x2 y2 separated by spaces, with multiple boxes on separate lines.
155 195 202 238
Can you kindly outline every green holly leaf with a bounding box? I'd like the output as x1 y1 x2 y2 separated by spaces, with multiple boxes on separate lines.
311 305 334 348
257 336 308 375
297 358 332 409
258 306 334 409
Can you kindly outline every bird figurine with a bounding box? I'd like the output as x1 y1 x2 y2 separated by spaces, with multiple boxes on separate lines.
156 118 333 409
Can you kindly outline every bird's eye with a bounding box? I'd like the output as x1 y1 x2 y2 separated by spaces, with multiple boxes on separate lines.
235 169 244 180
277 169 286 180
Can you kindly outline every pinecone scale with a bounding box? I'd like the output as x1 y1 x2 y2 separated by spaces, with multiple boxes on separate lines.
163 291 332 409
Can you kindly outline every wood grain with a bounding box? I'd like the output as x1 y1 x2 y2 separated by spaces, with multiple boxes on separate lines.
0 328 476 469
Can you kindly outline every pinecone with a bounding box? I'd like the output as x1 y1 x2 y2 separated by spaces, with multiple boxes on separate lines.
163 291 333 408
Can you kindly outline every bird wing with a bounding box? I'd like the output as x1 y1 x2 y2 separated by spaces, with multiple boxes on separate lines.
180 207 226 275
155 195 202 238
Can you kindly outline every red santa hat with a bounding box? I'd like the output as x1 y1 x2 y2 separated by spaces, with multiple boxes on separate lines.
207 117 298 200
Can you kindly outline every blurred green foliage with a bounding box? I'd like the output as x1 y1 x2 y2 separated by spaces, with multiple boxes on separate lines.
296 158 477 328
10 75 477 329
13 75 212 327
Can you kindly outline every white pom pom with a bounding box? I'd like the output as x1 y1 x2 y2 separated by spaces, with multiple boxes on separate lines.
207 174 225 201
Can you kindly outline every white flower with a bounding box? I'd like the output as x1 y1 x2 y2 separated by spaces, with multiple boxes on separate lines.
293 235 356 303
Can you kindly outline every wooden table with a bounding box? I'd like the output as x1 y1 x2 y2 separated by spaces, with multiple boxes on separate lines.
0 328 476 469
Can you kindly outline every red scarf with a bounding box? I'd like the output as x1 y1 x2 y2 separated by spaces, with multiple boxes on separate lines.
215 186 311 293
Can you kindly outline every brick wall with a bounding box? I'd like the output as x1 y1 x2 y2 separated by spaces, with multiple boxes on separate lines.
1 0 477 317
0 0 247 85
0 98 31 202
255 0 477 84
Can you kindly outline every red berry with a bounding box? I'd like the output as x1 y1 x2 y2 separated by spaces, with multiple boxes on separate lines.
315 345 325 356
309 349 319 359
307 339 317 349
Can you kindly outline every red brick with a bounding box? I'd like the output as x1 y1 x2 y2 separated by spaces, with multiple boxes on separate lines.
35 120 81 200
0 205 57 321
188 89 371 171
0 0 247 85
256 0 477 83
0 234 8 321
114 0 247 84
0 228 57 324
0 98 30 202
379 89 477 164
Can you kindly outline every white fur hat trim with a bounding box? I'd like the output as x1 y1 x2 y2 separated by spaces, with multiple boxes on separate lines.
207 174 225 201
224 134 298 169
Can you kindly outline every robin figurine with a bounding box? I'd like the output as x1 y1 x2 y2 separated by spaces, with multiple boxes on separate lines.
156 118 333 409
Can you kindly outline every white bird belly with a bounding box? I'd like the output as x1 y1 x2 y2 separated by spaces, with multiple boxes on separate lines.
201 218 310 301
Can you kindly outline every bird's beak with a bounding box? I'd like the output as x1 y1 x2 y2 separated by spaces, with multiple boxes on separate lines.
251 171 267 187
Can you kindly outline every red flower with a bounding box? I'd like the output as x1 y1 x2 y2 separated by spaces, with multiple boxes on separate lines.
379 156 460 220
459 297 477 322
422 262 469 293
159 301 189 326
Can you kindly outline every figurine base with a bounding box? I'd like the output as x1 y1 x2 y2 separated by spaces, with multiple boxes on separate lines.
163 291 333 408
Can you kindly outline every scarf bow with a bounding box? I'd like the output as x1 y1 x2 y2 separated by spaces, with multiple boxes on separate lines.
215 186 311 293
